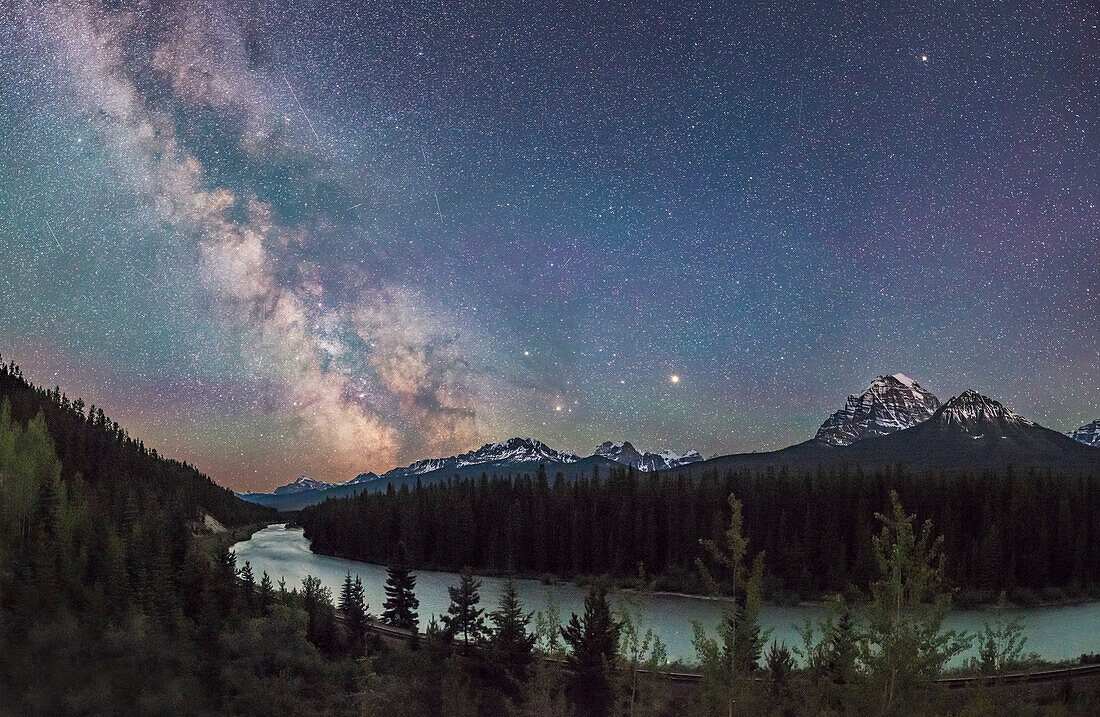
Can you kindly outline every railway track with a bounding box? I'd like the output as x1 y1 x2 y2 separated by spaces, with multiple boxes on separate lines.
356 616 1100 688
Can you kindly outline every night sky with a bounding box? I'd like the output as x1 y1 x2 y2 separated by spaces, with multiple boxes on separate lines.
1 1 1096 491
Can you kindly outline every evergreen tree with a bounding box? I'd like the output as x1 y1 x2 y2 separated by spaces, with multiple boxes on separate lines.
340 571 369 653
301 575 338 654
969 593 1026 676
382 548 420 633
239 560 255 610
562 585 621 717
442 568 487 654
489 580 536 684
258 571 274 615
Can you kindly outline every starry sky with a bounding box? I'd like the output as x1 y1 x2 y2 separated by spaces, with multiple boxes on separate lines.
0 0 1096 491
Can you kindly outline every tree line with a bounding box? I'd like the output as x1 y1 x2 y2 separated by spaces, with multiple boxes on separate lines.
358 491 1035 716
299 460 1100 602
1 353 1094 714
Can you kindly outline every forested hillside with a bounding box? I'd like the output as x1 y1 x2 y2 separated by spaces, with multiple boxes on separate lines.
300 462 1100 602
0 358 370 714
0 358 271 529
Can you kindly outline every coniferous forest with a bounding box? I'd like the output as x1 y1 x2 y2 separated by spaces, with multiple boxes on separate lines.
299 462 1100 603
0 358 363 714
4 356 1100 715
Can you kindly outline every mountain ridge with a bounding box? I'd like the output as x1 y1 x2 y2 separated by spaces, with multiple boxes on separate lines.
1069 418 1100 447
815 374 941 446
240 381 1100 511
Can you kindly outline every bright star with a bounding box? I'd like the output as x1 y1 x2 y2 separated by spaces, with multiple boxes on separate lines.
669 375 680 384
921 55 928 62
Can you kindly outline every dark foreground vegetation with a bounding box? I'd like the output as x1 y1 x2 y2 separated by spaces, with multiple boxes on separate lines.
299 461 1100 603
2 356 1099 715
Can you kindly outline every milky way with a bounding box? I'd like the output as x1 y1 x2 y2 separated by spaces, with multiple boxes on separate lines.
0 1 1096 490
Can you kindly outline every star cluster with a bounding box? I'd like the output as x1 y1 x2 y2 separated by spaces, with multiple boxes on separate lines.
0 0 1096 490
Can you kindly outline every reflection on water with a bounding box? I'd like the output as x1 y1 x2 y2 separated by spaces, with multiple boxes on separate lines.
233 524 1099 666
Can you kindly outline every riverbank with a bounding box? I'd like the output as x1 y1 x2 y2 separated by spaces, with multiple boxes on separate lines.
305 537 1100 612
197 520 273 558
235 524 1100 667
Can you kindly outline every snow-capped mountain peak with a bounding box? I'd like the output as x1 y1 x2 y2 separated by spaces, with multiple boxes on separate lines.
936 390 1033 431
815 374 941 446
374 437 581 482
1068 418 1100 447
272 476 331 495
454 437 579 467
593 440 704 471
336 472 379 486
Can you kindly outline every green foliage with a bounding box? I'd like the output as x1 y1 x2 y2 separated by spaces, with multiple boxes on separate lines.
218 605 360 715
533 590 566 660
796 597 862 694
691 495 771 715
861 491 972 714
488 579 537 688
969 593 1027 676
0 358 336 714
617 605 668 717
562 584 621 717
764 641 795 683
442 568 487 652
382 548 420 632
340 571 370 654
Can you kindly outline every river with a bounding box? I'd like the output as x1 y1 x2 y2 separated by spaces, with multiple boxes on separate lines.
233 524 1100 666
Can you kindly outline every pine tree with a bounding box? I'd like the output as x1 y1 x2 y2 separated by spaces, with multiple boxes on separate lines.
382 549 420 633
489 579 536 683
258 571 274 615
239 560 255 610
340 571 369 653
562 585 621 717
442 568 487 654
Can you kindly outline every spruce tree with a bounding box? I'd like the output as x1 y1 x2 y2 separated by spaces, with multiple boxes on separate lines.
691 494 771 713
239 560 255 610
382 549 420 633
340 571 369 653
442 568 487 654
258 571 274 615
489 579 536 682
562 585 621 717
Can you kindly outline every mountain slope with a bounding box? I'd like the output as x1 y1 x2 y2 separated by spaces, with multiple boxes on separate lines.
273 476 332 494
0 358 274 528
815 374 941 446
687 390 1098 476
244 387 1099 512
593 440 703 471
1069 418 1100 447
242 438 600 510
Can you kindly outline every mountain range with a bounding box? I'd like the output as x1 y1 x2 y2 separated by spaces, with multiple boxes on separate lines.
592 441 704 472
239 374 1100 510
